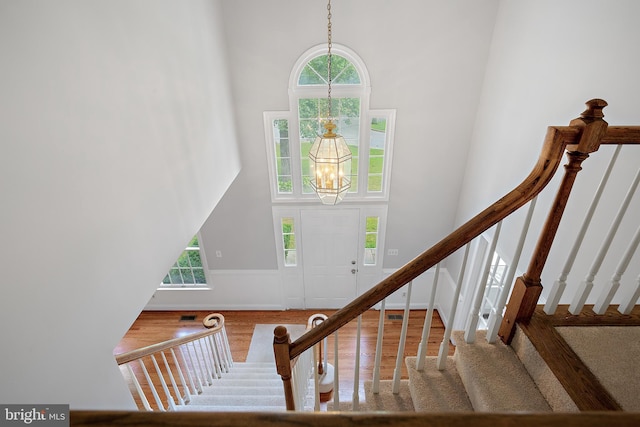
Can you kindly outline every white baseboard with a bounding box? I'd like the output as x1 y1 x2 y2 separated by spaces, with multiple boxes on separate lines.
145 269 286 311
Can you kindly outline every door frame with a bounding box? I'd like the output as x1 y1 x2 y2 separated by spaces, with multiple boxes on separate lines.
272 204 388 309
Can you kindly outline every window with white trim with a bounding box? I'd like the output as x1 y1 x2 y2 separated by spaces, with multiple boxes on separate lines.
480 251 508 326
264 44 395 202
160 235 207 288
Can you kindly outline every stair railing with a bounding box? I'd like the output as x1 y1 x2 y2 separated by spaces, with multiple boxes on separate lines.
115 313 232 411
274 99 640 410
543 144 640 316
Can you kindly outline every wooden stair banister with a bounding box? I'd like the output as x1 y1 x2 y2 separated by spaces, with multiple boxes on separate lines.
115 313 231 411
115 313 225 365
273 99 640 410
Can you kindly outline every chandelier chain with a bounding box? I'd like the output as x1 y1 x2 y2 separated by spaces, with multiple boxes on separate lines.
327 0 333 119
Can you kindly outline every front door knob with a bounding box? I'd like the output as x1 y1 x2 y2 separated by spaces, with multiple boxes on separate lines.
351 268 357 274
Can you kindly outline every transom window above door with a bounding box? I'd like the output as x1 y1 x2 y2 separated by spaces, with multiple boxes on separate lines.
264 44 395 203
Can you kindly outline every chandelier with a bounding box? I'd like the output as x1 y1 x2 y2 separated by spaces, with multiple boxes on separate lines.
308 0 352 205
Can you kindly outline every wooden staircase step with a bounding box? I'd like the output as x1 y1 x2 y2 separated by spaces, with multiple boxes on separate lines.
363 379 414 412
186 393 286 408
197 385 283 396
405 356 473 412
199 378 283 388
174 404 286 412
452 330 551 412
213 371 280 380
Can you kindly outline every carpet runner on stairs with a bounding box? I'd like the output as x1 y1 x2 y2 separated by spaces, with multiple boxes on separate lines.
175 325 557 413
175 324 308 412
362 329 552 413
451 330 551 412
405 356 473 412
174 361 287 412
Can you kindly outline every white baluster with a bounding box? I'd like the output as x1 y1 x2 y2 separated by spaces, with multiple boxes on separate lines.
372 298 386 393
203 338 219 380
392 281 412 393
126 363 152 411
218 332 231 371
291 347 311 411
220 325 234 368
416 264 440 370
205 336 222 379
545 146 621 314
570 165 640 315
151 354 176 411
323 336 328 377
437 243 471 370
186 343 205 392
352 315 362 409
195 340 213 384
170 348 192 403
333 331 340 407
618 275 640 314
138 359 166 411
594 223 640 314
465 223 502 343
487 197 537 342
160 351 184 406
179 345 201 394
313 344 320 411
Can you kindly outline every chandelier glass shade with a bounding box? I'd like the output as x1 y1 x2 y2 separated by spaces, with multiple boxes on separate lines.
308 121 352 205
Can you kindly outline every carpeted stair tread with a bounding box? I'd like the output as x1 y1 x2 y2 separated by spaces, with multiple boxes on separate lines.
211 371 280 380
197 385 283 396
452 330 551 412
175 404 286 412
405 356 473 412
326 401 369 412
200 378 283 388
363 380 415 412
186 393 286 407
511 325 579 412
225 367 276 374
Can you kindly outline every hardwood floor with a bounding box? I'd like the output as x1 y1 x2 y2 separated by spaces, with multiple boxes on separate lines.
115 309 454 409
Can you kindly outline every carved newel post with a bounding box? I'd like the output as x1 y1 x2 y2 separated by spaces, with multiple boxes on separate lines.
498 99 609 343
273 325 295 410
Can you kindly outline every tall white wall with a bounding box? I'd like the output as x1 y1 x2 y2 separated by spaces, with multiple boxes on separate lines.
456 0 640 305
198 0 498 270
0 0 240 409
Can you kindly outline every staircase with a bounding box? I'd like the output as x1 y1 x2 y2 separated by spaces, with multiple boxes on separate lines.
114 100 640 418
165 326 560 413
174 361 288 412
332 326 573 414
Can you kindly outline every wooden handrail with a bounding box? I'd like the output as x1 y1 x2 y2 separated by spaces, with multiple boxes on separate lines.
115 313 224 365
70 410 640 426
600 126 640 144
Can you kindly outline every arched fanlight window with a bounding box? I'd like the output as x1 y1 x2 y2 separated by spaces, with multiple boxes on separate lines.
263 44 395 203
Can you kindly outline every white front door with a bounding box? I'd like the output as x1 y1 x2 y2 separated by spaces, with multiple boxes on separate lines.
301 209 360 309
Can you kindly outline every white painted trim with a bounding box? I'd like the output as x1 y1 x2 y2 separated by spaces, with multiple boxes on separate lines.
289 43 371 92
145 270 286 311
